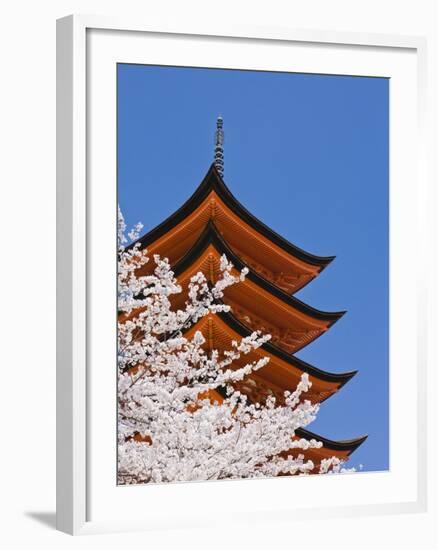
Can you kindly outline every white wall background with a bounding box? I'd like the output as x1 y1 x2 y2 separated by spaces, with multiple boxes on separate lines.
0 0 436 547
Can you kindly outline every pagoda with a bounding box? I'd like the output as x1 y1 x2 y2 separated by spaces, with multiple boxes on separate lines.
132 117 366 471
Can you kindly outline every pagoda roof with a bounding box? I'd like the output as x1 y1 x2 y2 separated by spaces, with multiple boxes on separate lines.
284 428 367 468
184 311 356 404
295 428 367 454
286 429 367 468
163 221 344 354
216 309 356 388
174 221 344 324
132 164 334 293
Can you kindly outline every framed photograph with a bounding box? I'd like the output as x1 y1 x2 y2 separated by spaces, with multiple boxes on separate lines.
56 15 427 535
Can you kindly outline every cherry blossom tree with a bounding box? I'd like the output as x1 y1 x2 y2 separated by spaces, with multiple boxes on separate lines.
117 209 348 484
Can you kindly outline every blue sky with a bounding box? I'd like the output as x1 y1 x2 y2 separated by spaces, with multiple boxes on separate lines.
118 64 389 472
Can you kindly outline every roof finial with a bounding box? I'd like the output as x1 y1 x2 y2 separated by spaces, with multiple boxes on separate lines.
214 116 224 177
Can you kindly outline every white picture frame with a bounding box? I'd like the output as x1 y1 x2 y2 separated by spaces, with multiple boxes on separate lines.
56 14 428 535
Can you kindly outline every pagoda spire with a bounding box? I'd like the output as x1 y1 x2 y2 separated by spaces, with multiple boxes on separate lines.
214 116 224 176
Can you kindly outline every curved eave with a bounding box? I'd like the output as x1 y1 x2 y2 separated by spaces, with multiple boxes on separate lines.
131 164 335 270
295 428 368 454
214 309 356 389
173 220 346 326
